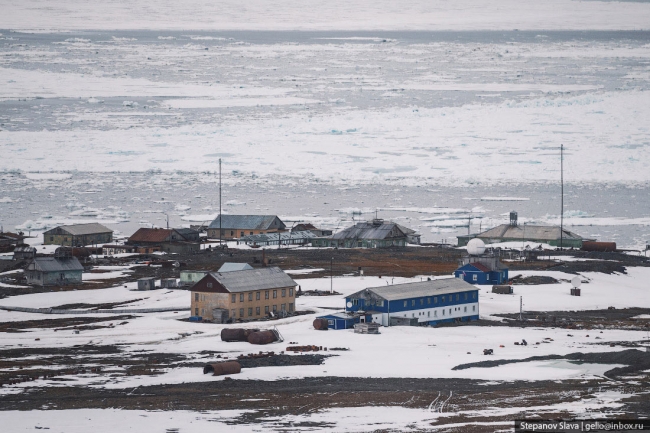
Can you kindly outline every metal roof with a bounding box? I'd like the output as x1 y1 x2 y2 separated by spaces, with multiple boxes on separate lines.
218 262 254 272
209 266 296 292
175 228 199 236
45 223 113 236
465 262 491 273
29 257 84 272
241 231 317 243
477 224 583 241
330 221 411 241
128 228 173 243
349 278 477 301
208 215 285 230
14 246 36 253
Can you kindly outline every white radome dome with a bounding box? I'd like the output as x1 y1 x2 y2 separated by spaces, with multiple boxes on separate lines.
467 238 486 256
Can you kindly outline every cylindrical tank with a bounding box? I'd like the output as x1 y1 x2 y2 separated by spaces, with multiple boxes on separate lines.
221 328 247 342
581 241 616 252
203 361 241 376
313 318 329 330
247 330 277 345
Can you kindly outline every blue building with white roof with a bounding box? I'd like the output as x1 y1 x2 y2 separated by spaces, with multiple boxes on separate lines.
344 278 479 327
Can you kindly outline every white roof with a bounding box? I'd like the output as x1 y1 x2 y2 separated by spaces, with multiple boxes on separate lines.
349 278 477 301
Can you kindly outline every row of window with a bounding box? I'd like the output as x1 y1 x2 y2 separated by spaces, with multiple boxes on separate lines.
195 303 294 318
410 304 476 319
232 288 293 303
402 292 476 308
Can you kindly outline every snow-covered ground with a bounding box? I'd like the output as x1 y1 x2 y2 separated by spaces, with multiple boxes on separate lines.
1 268 649 386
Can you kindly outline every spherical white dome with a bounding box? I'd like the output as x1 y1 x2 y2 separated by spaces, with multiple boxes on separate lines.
571 276 582 288
467 238 486 256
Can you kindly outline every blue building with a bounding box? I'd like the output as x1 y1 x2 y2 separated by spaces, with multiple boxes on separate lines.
317 312 372 330
454 262 508 285
344 278 479 327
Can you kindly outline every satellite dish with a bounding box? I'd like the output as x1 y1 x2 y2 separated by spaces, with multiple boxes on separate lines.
467 238 486 256
571 276 582 288
346 302 353 308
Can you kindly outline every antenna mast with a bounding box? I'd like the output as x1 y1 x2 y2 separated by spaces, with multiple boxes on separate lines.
560 144 564 250
219 158 222 246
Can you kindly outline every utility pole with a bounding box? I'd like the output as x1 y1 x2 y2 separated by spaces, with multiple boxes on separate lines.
519 296 523 321
219 158 222 247
330 257 334 294
560 144 564 250
467 213 471 236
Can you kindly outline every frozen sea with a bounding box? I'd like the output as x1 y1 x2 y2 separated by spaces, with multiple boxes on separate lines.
1 29 649 247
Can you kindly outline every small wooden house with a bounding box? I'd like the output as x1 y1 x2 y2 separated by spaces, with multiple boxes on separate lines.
25 257 83 286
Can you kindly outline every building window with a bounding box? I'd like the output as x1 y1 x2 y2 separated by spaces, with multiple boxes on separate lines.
473 305 476 312
230 231 234 236
248 292 253 301
256 292 260 300
328 319 334 326
464 306 467 312
281 304 286 311
231 294 236 303
403 301 407 307
256 307 260 315
464 293 468 300
265 291 269 299
201 308 204 315
240 308 244 317
250 231 253 235
273 290 277 299
442 296 445 303
456 294 460 301
428 311 430 317
240 231 244 237
194 293 199 301
420 299 424 305
434 310 437 317
473 274 477 281
289 303 294 312
282 289 286 297
289 288 294 297
273 305 277 312
207 283 212 288
231 309 236 318
442 309 445 316
194 308 198 316
265 306 269 314
449 308 452 315
434 297 438 304
411 300 415 306
240 293 244 302
427 298 431 304
473 293 477 299
248 308 253 317
50 236 54 241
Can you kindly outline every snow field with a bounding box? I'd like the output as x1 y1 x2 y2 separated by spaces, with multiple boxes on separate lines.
1 268 649 386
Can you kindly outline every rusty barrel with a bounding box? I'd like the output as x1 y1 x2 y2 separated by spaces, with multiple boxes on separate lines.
203 361 241 376
221 328 247 342
581 241 616 252
313 318 329 330
247 330 277 345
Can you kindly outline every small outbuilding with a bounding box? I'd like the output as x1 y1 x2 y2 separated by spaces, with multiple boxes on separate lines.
13 245 36 261
25 257 84 286
217 262 254 273
137 277 156 291
316 312 372 330
180 270 209 286
492 285 514 294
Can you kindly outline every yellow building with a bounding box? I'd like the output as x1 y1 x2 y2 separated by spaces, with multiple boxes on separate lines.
190 266 297 322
